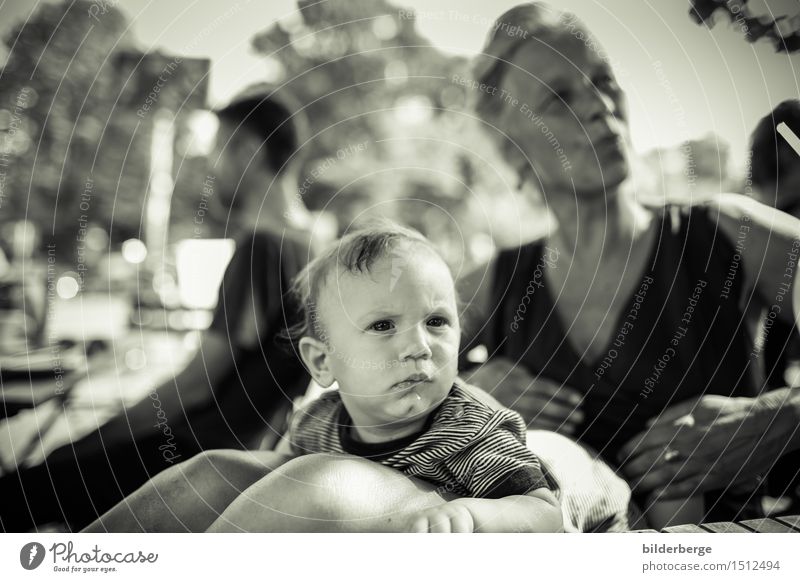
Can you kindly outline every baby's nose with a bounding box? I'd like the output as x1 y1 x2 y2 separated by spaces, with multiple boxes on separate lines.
399 325 433 361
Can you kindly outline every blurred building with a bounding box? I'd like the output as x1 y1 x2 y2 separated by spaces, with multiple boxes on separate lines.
640 133 734 204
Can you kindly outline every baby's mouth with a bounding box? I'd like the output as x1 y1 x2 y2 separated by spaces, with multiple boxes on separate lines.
392 373 432 392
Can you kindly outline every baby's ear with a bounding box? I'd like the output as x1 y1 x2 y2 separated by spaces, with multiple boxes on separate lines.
298 336 335 387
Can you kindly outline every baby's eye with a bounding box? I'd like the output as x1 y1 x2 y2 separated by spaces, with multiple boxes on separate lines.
368 320 395 333
427 316 449 328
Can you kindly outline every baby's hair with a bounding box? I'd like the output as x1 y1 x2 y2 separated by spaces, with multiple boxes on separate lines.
285 218 456 344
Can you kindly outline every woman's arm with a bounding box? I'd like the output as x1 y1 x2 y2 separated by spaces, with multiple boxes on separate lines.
463 358 584 433
619 390 800 499
409 488 563 533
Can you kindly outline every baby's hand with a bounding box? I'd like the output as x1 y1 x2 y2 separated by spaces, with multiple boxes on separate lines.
407 502 475 533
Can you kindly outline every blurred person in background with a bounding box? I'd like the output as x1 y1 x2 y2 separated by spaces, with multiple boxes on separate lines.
750 99 800 219
749 99 800 390
0 86 320 532
746 100 800 511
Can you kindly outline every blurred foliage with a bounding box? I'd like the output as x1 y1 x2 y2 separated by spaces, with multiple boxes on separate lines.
0 0 213 270
0 0 132 249
3 0 756 275
690 0 800 52
251 0 527 264
0 0 542 278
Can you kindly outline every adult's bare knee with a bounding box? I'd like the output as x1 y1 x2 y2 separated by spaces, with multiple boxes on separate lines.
179 449 288 490
85 450 287 533
271 454 444 523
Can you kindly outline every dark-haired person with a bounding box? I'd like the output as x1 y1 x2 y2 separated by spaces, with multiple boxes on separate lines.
459 3 800 523
751 99 800 218
747 100 800 509
749 100 800 390
0 86 320 532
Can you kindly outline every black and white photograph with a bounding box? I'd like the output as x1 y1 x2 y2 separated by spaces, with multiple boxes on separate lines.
1 0 800 576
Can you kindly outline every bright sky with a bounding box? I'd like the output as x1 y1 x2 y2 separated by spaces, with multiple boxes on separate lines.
2 0 800 167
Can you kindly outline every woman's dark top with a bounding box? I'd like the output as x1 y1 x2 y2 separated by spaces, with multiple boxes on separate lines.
484 204 758 465
184 229 311 449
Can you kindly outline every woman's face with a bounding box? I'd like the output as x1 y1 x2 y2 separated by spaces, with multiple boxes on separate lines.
494 27 630 197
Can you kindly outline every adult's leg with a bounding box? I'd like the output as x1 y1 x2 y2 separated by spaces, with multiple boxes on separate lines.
83 450 291 533
0 429 203 532
208 454 451 532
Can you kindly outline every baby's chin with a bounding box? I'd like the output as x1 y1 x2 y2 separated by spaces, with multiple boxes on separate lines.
385 380 452 419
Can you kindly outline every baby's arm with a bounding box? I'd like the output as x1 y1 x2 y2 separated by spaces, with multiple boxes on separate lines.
407 407 564 533
408 488 563 533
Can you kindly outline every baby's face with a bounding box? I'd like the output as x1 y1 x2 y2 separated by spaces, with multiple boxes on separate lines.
316 245 460 433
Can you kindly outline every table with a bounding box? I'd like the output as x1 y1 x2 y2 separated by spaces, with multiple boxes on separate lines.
633 515 800 533
0 330 196 474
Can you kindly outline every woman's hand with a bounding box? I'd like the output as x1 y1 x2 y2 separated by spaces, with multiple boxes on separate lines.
618 394 791 501
464 357 584 434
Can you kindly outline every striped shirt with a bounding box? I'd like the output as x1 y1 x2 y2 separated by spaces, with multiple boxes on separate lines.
287 381 550 498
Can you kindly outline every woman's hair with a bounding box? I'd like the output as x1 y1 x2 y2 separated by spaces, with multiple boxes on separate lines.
215 85 307 176
284 219 454 344
472 2 570 124
750 99 800 190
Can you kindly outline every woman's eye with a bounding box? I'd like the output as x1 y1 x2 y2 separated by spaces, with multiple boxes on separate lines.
369 320 394 333
594 75 617 91
552 91 567 103
427 316 448 328
545 90 570 109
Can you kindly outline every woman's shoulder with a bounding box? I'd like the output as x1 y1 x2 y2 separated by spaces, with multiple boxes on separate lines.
641 199 708 221
648 193 775 224
656 194 799 248
640 199 737 238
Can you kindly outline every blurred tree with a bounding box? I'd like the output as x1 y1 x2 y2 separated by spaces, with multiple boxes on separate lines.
690 0 800 52
251 0 460 161
0 0 132 251
250 0 526 262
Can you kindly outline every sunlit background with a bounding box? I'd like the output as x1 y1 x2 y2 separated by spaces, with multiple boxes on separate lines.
5 0 799 163
0 0 799 360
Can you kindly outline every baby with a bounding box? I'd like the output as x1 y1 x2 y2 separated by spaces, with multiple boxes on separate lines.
277 221 563 533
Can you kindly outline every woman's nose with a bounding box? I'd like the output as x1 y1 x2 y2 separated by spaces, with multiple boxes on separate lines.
399 325 433 361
